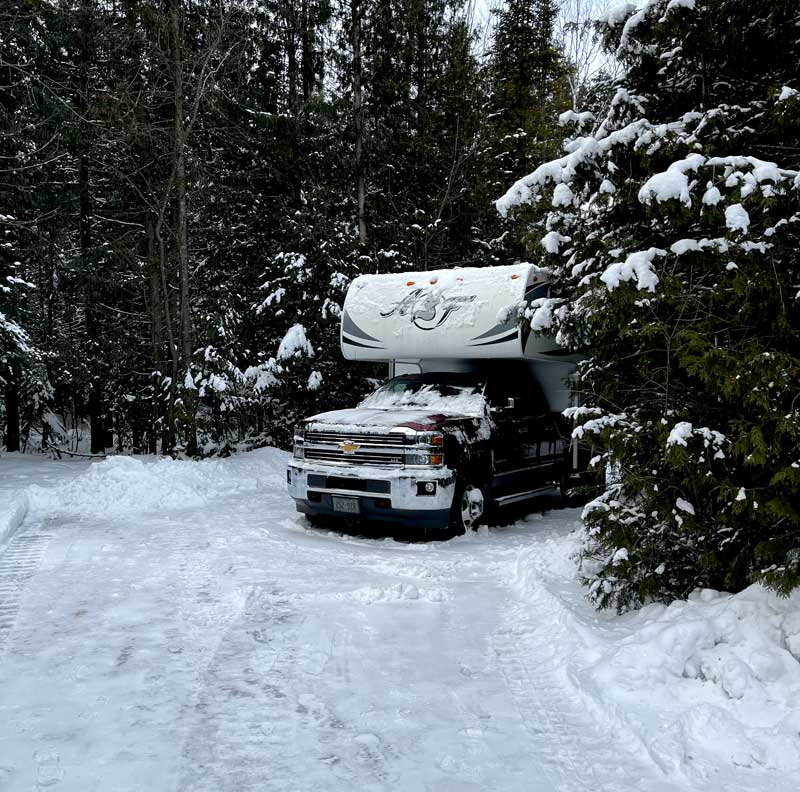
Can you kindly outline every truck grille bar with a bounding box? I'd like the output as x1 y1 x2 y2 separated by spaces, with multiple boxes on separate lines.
303 430 408 467
304 431 407 448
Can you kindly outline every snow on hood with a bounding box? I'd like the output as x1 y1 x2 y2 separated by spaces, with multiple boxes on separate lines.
306 406 480 433
358 384 486 417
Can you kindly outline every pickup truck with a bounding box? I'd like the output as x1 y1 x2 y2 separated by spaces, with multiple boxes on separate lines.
287 365 573 533
287 264 590 534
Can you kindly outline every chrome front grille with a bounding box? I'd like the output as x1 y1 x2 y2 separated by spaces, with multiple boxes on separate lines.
303 430 407 467
305 431 407 448
305 448 405 465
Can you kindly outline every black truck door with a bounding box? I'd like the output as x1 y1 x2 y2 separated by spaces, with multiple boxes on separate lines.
487 371 567 499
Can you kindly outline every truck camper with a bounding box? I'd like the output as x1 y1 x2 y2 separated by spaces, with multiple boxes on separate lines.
287 264 590 533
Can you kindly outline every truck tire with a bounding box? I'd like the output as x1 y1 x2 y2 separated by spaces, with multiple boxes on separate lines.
450 480 485 533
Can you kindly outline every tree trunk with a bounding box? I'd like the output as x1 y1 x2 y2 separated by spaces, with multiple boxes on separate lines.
168 0 190 360
77 0 105 455
132 421 142 455
146 218 163 363
352 0 367 244
88 382 104 454
153 217 179 454
286 0 298 111
82 144 105 455
3 378 20 452
170 0 196 455
145 217 164 455
300 0 314 102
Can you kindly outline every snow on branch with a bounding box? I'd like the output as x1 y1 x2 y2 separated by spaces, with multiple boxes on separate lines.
600 247 665 292
277 323 314 360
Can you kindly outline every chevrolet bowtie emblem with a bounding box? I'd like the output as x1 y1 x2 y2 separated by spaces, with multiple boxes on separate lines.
339 441 360 454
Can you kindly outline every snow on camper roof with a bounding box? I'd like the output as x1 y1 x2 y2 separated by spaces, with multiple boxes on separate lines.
341 264 554 362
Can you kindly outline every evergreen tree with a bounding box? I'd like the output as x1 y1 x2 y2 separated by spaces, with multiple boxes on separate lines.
348 0 492 270
498 0 800 608
486 0 570 259
0 0 516 457
488 0 569 189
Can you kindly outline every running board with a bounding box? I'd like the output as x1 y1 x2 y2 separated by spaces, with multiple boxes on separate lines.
493 486 558 507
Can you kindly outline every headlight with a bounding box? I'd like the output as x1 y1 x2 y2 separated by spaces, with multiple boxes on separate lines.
293 425 305 459
406 432 445 466
406 451 444 466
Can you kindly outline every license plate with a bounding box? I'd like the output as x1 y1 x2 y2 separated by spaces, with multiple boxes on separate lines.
332 496 360 514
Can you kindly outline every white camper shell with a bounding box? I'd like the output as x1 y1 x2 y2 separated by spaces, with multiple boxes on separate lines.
341 264 579 412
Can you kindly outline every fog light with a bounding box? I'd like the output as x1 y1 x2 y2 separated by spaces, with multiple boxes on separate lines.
424 482 435 493
417 481 437 496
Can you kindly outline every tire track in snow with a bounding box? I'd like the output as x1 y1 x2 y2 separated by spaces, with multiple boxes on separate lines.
491 551 685 792
0 528 51 654
176 583 398 792
176 584 312 792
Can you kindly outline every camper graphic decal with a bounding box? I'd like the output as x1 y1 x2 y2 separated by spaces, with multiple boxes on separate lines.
380 289 477 330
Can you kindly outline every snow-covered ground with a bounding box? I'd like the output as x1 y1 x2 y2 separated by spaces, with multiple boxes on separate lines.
0 449 798 792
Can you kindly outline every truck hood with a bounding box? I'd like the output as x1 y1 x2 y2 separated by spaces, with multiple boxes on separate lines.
305 406 475 433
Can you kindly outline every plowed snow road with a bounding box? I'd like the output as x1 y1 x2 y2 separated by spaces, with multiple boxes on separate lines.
0 451 791 792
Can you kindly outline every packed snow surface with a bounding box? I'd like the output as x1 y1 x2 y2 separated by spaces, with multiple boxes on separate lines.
0 451 798 792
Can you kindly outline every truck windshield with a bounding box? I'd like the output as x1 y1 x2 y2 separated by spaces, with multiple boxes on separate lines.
360 377 487 416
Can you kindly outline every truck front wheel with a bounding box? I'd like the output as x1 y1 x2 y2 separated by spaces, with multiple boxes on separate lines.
450 481 485 533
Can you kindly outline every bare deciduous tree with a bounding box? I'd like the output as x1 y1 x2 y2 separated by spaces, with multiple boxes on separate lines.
557 0 616 110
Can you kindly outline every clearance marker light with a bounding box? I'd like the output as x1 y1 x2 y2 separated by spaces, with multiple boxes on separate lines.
406 280 415 286
511 274 519 279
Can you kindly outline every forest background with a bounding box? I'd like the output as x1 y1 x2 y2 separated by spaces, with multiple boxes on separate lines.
0 0 604 457
4 0 800 605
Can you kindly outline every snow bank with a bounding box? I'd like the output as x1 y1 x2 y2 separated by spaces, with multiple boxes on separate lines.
23 448 288 519
513 523 800 784
587 586 800 777
0 492 29 551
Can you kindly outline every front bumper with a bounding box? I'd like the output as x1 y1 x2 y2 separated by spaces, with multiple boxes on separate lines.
287 460 456 531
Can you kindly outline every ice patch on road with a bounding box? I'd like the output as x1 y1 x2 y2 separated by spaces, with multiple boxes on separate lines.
23 448 289 519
